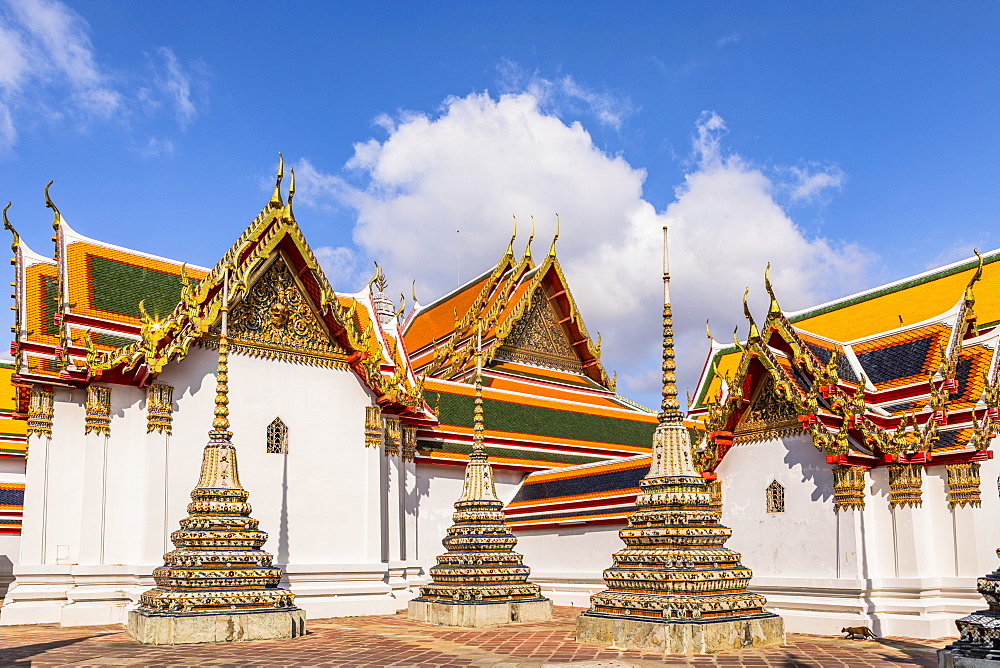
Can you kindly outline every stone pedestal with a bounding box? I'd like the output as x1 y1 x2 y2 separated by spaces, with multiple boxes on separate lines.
576 612 785 654
127 608 306 645
408 598 552 627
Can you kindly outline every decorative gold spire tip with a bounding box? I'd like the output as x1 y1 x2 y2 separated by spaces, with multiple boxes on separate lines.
548 213 560 258
269 153 285 209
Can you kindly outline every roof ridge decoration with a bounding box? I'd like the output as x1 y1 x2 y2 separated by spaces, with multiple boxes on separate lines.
78 157 422 409
418 216 608 387
693 260 1000 508
45 182 74 373
786 247 1000 324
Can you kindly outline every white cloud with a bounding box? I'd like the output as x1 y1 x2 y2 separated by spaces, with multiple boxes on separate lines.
785 163 846 203
296 94 872 407
138 135 174 158
497 60 633 130
0 0 204 150
154 47 197 126
313 245 366 292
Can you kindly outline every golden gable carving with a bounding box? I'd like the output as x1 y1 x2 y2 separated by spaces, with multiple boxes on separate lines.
208 258 348 368
496 287 581 372
733 376 803 444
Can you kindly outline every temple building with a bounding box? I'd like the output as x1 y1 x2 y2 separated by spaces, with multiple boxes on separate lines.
471 248 1000 642
0 160 656 627
686 251 1000 639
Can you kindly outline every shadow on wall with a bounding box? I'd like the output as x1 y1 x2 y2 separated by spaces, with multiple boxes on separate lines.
780 433 835 504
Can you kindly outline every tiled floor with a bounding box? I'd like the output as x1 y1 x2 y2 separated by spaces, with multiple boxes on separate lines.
0 607 947 667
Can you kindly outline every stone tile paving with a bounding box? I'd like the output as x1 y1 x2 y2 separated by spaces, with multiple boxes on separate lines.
0 606 947 667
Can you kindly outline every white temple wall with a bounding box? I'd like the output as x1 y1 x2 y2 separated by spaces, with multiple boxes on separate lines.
1 347 417 626
414 462 523 576
719 434 838 579
715 432 1000 639
515 524 625 607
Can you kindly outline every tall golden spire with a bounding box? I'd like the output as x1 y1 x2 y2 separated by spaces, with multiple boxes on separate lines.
208 274 232 442
660 226 681 422
472 322 485 453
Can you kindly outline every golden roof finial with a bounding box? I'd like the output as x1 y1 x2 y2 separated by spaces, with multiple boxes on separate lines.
44 181 61 234
209 273 232 441
660 226 681 422
743 288 760 340
548 213 560 258
732 326 744 353
411 279 418 305
283 167 296 219
705 318 714 342
269 153 285 209
506 216 517 258
368 261 388 292
764 262 781 316
965 249 984 305
2 203 19 255
523 216 535 260
473 321 485 452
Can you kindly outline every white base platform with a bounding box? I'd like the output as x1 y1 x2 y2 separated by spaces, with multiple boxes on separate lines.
576 611 786 654
128 608 306 645
407 598 552 627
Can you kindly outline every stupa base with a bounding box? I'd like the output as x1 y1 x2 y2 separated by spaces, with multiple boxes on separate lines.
407 598 552 627
576 611 785 654
127 608 306 645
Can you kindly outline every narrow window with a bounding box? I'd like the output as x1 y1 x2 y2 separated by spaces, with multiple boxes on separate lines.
267 417 288 454
766 480 785 513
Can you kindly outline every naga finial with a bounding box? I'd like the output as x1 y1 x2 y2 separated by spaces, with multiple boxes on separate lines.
743 288 760 340
284 167 296 219
705 318 714 342
44 181 61 233
411 280 418 306
2 203 19 255
506 216 517 258
548 213 560 258
965 249 984 304
523 216 535 260
764 262 781 315
269 153 285 209
369 261 388 292
396 292 406 320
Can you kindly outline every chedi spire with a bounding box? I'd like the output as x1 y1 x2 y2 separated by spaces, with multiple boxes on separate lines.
408 325 551 626
575 226 784 654
128 275 305 644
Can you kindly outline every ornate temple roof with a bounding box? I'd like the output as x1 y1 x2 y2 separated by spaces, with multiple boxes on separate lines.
404 224 657 472
689 250 1000 471
6 161 425 413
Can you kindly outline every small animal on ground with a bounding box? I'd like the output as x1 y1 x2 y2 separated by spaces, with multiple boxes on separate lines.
842 626 878 640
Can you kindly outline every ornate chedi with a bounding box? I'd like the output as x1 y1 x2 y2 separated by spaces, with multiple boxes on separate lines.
408 328 551 627
127 281 305 645
576 227 785 654
940 548 1000 663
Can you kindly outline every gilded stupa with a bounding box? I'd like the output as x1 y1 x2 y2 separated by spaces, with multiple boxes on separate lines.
576 227 784 653
939 549 1000 662
128 279 305 644
408 327 552 627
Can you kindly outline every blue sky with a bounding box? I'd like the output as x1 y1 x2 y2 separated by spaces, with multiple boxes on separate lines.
1 1 997 408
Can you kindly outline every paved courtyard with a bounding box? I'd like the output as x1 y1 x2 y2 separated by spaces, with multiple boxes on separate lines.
0 606 949 667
